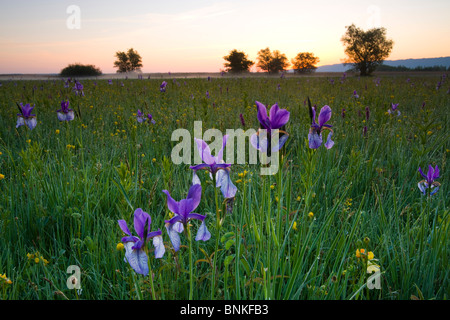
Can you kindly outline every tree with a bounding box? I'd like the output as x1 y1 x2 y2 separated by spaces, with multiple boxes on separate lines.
341 24 394 76
60 63 102 77
114 48 143 73
291 52 319 73
127 48 143 72
256 47 290 74
223 49 254 73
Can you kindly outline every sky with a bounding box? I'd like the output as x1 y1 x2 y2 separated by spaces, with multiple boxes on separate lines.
0 0 449 74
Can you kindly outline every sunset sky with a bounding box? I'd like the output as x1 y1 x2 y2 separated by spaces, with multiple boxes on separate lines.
1 0 449 74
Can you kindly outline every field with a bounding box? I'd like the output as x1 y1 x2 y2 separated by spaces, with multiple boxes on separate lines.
0 73 448 300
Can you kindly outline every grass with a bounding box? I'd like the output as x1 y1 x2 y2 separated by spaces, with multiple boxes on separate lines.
0 74 448 300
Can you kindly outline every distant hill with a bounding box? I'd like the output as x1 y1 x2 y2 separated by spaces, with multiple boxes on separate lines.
316 56 450 73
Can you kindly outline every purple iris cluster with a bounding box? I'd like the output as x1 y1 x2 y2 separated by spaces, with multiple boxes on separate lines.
111 76 444 283
136 109 156 124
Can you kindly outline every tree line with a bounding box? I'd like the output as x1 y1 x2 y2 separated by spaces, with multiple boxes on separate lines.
223 48 319 74
60 23 399 77
224 24 395 76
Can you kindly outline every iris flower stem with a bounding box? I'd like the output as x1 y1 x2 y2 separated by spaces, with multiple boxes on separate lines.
187 223 194 300
211 172 221 299
419 194 431 261
144 247 157 300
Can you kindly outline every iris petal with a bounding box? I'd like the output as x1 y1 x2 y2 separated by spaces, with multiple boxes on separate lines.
269 104 290 129
162 190 180 215
318 105 332 127
123 242 149 276
324 131 335 149
118 220 132 236
166 224 181 252
308 132 322 149
195 221 211 241
152 235 165 259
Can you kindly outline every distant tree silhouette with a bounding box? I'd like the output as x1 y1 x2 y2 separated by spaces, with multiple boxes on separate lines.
223 49 254 73
114 48 143 73
291 52 320 73
341 24 394 76
60 63 102 77
256 48 290 74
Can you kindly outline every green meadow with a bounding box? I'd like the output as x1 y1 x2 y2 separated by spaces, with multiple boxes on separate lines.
0 73 448 300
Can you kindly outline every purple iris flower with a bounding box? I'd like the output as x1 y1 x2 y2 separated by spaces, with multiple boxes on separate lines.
308 105 334 149
190 135 231 177
388 103 401 116
108 79 113 85
16 103 37 130
250 101 290 153
163 184 211 252
118 208 165 276
255 101 290 133
418 165 440 196
147 114 156 124
341 108 346 118
57 100 74 122
353 90 359 98
160 81 167 92
136 109 146 123
73 81 84 96
206 91 210 98
190 135 237 200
